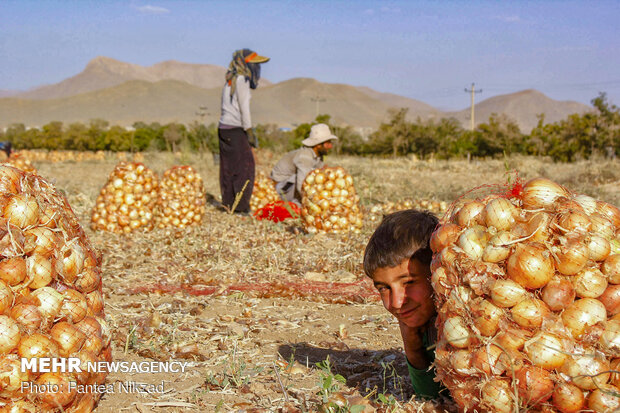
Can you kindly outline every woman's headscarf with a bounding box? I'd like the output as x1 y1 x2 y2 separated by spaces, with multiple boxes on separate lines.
225 49 263 100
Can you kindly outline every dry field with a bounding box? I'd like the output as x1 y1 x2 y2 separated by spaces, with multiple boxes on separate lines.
29 151 620 412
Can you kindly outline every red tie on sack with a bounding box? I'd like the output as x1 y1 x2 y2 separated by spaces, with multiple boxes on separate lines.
253 201 301 222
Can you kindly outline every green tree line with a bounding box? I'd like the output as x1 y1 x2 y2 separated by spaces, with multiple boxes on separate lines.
1 94 618 162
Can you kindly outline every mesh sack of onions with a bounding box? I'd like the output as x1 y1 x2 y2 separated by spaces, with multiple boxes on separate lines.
0 165 111 411
3 154 37 174
301 166 363 234
155 165 206 229
430 177 620 412
249 171 280 213
90 162 159 233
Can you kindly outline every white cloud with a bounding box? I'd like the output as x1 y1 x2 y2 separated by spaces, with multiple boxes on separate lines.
136 5 170 14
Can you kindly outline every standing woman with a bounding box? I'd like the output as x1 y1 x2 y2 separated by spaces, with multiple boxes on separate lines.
218 48 269 213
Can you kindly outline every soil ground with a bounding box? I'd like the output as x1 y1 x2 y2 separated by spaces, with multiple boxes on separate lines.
27 150 620 412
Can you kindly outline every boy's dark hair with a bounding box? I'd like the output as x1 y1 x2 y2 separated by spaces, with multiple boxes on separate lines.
363 209 438 278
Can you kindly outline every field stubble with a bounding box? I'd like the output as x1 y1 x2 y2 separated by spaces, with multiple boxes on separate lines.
31 151 619 412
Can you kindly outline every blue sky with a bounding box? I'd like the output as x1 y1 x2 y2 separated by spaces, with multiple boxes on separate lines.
1 0 619 110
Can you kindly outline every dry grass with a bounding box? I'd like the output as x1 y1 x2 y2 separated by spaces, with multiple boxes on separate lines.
28 151 619 412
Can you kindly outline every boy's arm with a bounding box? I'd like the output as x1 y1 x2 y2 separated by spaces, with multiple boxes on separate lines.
400 321 442 399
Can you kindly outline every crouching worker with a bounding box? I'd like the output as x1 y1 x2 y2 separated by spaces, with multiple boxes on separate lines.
363 210 444 400
0 141 12 158
270 123 337 206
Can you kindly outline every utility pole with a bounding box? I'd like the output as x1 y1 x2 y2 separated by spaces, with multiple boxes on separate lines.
310 96 326 118
464 83 482 131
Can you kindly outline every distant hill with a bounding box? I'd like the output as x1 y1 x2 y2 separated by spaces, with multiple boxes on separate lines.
447 89 591 132
0 57 594 132
0 90 19 98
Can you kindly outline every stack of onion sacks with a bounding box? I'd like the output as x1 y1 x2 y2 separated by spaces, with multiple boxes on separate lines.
369 198 448 222
249 171 280 213
155 165 206 228
91 162 159 233
430 177 620 412
301 166 363 234
0 165 111 411
3 154 37 174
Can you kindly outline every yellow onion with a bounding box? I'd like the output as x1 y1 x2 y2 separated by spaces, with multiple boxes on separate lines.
443 316 472 348
480 379 515 413
574 194 598 215
155 165 206 228
490 279 527 308
561 354 610 390
482 231 513 263
10 303 42 331
431 267 453 296
541 278 576 311
0 165 22 193
31 286 64 321
430 223 461 253
86 290 104 316
59 289 88 323
600 319 620 355
495 327 530 352
507 242 554 289
0 355 29 396
600 284 620 316
471 299 504 336
511 298 550 328
521 177 569 209
587 384 620 412
597 201 620 228
587 235 612 262
515 365 554 404
24 226 59 257
523 211 553 242
4 193 40 228
552 382 585 413
591 212 616 240
27 254 55 289
249 171 280 213
472 344 506 375
18 333 59 361
0 279 13 313
0 315 21 353
0 256 27 285
524 332 568 369
484 198 518 231
50 321 86 357
74 267 101 294
552 236 589 276
455 200 486 227
56 242 85 284
555 209 592 234
603 254 620 284
572 267 608 298
35 372 78 408
458 225 488 260
449 350 475 375
562 298 607 338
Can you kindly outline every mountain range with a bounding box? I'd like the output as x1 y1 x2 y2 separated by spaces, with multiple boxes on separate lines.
0 57 592 133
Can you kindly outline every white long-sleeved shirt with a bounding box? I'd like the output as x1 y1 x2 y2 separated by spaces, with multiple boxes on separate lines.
219 76 252 130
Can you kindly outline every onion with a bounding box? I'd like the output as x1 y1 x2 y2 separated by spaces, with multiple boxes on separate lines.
495 327 530 352
511 298 550 329
516 365 554 404
600 284 620 316
541 278 576 311
431 245 459 272
588 384 620 412
587 235 612 262
10 303 42 331
591 213 616 239
552 382 585 413
86 290 104 316
553 236 589 276
74 316 102 338
74 350 98 385
430 223 461 253
35 372 78 408
480 379 515 413
0 257 27 286
555 210 591 234
596 201 620 227
3 193 40 228
521 177 569 209
458 225 488 260
572 267 608 298
600 319 620 355
59 289 88 323
562 298 607 338
482 231 513 263
449 349 475 375
471 299 504 336
472 344 506 375
507 243 554 289
431 267 453 296
484 198 518 231
81 333 104 355
31 286 64 321
74 266 101 293
0 165 22 193
0 315 21 353
574 194 598 215
524 211 553 242
0 355 29 396
95 316 112 347
455 200 486 227
50 321 86 357
0 280 14 313
611 358 620 387
443 316 472 348
561 354 610 390
27 254 55 289
24 226 59 257
524 332 568 369
490 279 527 308
18 333 59 361
56 242 85 284
603 254 620 284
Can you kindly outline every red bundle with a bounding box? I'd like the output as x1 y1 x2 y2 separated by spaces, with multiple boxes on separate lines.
253 201 301 223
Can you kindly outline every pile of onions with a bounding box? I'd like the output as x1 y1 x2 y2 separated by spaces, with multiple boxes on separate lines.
90 162 159 233
431 177 620 412
3 154 37 174
155 165 206 228
249 171 280 213
300 166 363 234
0 165 111 411
368 198 448 222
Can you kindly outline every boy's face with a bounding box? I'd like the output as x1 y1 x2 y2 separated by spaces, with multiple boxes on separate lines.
372 258 435 329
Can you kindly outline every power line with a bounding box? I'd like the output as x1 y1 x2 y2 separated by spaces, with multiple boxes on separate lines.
464 83 482 131
310 95 326 117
